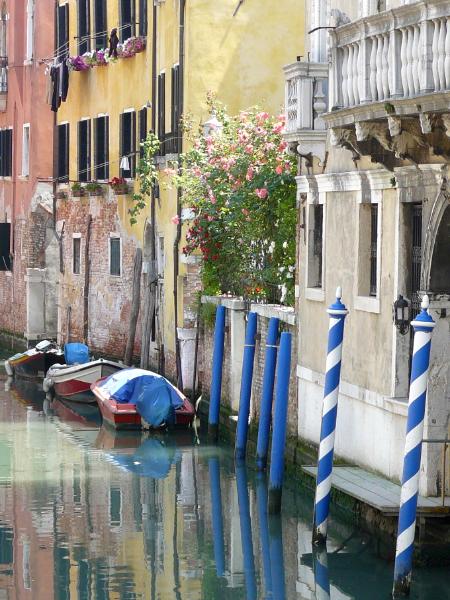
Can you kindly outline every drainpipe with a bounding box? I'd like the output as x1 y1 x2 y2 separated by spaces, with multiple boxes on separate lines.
173 0 185 390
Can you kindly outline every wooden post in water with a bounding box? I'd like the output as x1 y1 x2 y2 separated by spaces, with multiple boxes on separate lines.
124 247 142 365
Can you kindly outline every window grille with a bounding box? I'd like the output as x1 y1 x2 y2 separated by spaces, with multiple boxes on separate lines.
110 238 121 276
94 0 107 49
73 238 81 274
369 204 378 296
0 223 11 271
57 124 69 182
78 120 91 182
78 0 90 55
119 111 136 178
120 0 135 41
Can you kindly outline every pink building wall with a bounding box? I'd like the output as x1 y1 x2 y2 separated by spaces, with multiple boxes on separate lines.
0 0 56 341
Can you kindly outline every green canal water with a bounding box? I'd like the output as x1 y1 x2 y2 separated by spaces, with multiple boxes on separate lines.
0 370 449 598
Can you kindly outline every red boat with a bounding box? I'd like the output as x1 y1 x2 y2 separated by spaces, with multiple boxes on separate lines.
91 368 195 430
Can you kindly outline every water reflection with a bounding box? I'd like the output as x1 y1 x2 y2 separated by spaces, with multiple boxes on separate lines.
0 375 449 598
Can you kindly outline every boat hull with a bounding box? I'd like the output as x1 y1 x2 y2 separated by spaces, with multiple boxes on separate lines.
91 380 195 430
7 349 64 380
46 360 123 403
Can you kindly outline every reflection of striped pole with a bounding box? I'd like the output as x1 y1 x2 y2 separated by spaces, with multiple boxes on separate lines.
208 305 226 441
313 287 348 545
393 296 435 598
313 547 330 600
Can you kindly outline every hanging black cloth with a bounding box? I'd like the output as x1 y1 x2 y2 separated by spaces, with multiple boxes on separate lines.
61 61 69 102
108 28 119 59
51 66 61 113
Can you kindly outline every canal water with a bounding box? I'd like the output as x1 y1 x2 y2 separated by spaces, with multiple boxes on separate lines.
0 370 449 597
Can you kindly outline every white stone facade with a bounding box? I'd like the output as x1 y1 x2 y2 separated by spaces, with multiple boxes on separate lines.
285 0 450 496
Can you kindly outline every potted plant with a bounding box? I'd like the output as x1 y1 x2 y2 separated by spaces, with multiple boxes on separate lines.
68 55 90 71
55 189 68 200
109 177 129 195
85 182 104 196
71 182 86 197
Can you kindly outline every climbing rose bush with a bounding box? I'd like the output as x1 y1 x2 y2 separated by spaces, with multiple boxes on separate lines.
169 98 297 305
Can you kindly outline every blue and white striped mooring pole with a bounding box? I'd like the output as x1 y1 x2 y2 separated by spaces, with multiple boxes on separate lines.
313 547 331 600
312 287 348 545
208 304 226 441
268 331 292 514
235 312 258 460
256 317 280 470
392 295 435 598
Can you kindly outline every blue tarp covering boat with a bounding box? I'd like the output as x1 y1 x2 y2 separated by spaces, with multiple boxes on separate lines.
107 438 180 479
99 368 184 428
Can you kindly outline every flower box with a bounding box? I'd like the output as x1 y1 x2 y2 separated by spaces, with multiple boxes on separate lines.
108 177 130 195
68 55 90 72
118 36 147 59
85 183 105 196
55 190 68 200
71 185 86 197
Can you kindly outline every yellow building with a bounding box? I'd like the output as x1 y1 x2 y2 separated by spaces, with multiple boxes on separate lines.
54 0 305 384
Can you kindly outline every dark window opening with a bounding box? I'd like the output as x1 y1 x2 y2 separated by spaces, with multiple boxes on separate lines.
73 238 81 274
110 238 121 276
369 204 378 296
171 64 180 153
94 116 109 180
157 73 166 155
77 0 90 54
0 223 11 271
119 111 136 178
78 120 91 182
56 4 69 60
0 128 12 177
57 124 69 182
410 203 422 319
430 204 450 294
94 0 107 49
138 107 147 159
120 0 135 41
308 204 323 288
138 0 147 37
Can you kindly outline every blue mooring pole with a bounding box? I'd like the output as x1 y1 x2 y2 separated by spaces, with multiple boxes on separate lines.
208 304 226 441
235 311 258 460
268 331 292 514
208 456 225 577
392 296 435 598
312 287 348 544
256 317 280 470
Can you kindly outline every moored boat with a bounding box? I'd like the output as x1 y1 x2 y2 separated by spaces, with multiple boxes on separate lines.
91 368 195 430
5 340 64 380
43 358 123 403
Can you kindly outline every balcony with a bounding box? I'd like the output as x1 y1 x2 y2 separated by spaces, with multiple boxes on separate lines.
323 1 450 170
283 60 328 164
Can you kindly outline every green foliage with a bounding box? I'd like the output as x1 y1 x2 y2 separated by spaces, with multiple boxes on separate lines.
168 96 297 306
201 301 217 329
129 133 160 225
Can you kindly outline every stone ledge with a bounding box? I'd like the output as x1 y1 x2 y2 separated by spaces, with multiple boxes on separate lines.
250 303 296 325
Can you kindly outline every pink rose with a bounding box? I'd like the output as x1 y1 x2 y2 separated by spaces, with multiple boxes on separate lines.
246 166 254 181
255 188 268 199
245 144 254 154
275 165 283 175
256 111 269 123
278 141 288 151
171 215 180 225
272 122 284 134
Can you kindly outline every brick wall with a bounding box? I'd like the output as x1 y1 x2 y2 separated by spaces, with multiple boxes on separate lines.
199 297 298 436
0 206 54 340
56 193 142 360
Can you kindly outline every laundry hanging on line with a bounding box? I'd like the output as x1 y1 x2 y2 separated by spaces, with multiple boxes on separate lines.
48 60 70 113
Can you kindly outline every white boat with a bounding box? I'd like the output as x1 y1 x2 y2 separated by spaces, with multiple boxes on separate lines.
43 358 124 403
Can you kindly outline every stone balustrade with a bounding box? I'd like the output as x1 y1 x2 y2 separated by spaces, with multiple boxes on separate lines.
330 0 450 110
284 60 328 162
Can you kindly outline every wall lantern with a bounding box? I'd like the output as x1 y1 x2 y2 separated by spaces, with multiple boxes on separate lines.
202 111 223 138
393 294 410 335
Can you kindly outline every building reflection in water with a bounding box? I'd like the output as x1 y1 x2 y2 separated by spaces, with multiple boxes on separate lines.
2 378 450 599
